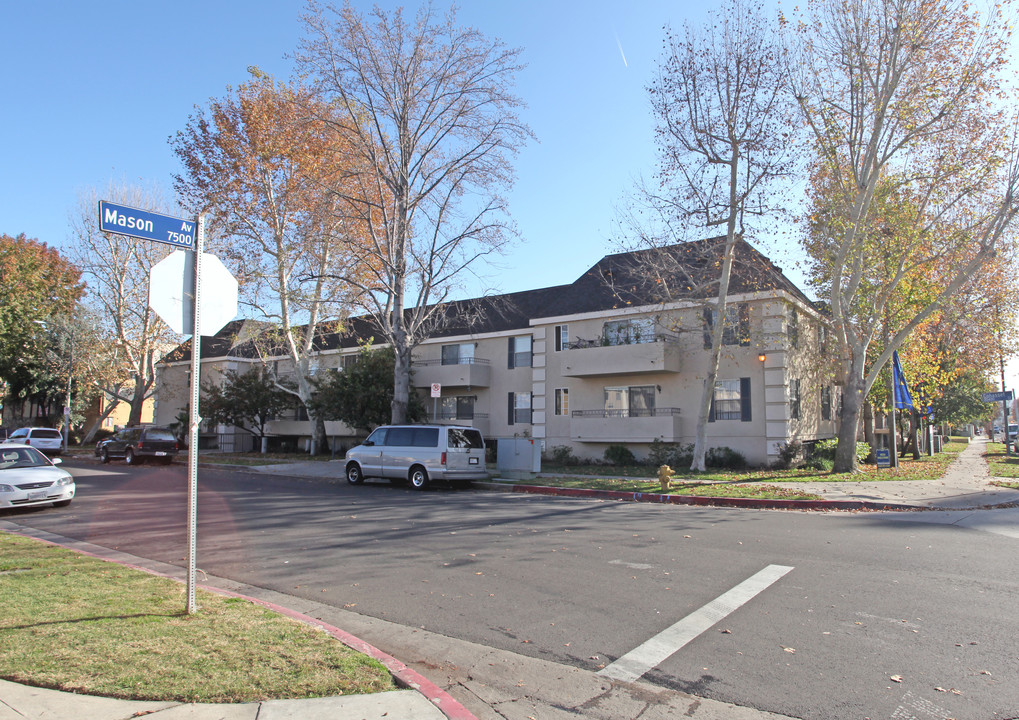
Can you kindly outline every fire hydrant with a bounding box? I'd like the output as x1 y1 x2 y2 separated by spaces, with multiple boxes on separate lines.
657 464 673 493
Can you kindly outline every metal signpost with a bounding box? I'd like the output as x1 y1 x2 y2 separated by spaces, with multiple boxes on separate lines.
99 202 235 614
982 390 1014 456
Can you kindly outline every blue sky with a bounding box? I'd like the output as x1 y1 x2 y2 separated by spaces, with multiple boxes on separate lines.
3 0 812 300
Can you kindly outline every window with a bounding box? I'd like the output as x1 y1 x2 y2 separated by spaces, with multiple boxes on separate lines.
817 322 828 354
447 427 484 449
341 354 359 370
603 317 655 346
711 378 752 421
790 378 801 420
441 395 476 420
703 304 750 348
788 307 799 348
821 386 832 421
508 392 532 424
603 385 656 417
554 388 569 416
554 324 569 352
508 336 532 368
441 343 475 365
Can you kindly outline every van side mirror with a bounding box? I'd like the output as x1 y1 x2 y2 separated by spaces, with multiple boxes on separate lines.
363 440 374 447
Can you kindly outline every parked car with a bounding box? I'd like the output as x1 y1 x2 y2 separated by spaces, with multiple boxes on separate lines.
2 427 63 455
345 424 489 490
0 444 75 508
98 426 179 465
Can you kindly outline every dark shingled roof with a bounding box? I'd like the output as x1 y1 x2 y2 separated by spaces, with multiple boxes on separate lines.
160 237 812 363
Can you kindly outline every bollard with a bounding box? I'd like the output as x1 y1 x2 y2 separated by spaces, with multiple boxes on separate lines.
657 464 673 493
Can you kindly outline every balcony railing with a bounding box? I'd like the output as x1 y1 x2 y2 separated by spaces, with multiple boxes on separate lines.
561 336 682 377
569 407 682 443
567 330 678 349
571 408 682 418
412 356 492 387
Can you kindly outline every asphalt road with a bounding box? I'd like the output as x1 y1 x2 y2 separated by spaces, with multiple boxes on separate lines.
4 459 1018 720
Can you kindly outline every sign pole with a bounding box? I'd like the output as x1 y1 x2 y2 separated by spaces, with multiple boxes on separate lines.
186 215 205 614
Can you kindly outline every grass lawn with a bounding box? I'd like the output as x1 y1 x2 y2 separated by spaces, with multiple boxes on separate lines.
984 441 1019 487
0 533 395 703
528 438 971 498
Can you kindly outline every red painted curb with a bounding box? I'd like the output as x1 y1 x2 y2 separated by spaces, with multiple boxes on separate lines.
4 530 477 720
211 588 478 720
497 482 917 512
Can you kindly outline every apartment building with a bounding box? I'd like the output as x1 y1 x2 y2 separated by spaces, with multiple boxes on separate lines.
154 237 840 465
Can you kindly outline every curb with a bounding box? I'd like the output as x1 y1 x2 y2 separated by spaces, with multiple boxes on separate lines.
1 526 477 720
476 481 920 512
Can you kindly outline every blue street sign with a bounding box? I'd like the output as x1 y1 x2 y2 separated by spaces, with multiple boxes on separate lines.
981 390 1014 403
98 201 195 248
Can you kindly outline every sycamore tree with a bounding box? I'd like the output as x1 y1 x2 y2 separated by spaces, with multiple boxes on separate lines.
622 0 796 471
172 70 373 454
0 234 83 418
295 1 533 423
67 184 179 429
789 0 1019 472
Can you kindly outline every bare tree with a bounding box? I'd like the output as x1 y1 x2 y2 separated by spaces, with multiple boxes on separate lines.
789 0 1019 471
67 182 179 430
296 1 533 423
631 0 795 471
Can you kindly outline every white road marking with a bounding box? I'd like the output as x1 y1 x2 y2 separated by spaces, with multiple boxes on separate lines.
608 559 655 570
599 564 794 683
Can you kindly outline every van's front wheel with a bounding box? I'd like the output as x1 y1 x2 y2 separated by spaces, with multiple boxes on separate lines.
346 463 364 485
409 466 429 490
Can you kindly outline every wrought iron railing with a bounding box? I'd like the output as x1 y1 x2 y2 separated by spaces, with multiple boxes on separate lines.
571 408 681 418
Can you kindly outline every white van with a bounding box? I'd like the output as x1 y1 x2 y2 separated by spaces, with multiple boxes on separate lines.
344 424 489 490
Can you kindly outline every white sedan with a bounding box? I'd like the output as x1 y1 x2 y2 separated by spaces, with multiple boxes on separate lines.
0 444 75 509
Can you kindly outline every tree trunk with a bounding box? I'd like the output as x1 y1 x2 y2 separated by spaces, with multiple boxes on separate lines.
862 401 876 464
391 342 412 424
834 373 866 472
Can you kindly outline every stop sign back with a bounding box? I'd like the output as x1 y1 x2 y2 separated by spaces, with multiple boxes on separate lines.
149 250 238 336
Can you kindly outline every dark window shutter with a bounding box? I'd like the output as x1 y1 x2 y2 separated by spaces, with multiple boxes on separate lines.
708 381 716 422
508 392 515 425
703 308 713 349
740 377 752 422
508 337 515 369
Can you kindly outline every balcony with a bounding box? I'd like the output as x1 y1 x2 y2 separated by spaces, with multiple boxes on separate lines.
412 357 492 388
562 335 681 377
432 411 490 435
569 408 682 443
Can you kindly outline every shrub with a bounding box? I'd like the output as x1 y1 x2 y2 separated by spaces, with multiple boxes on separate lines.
705 446 747 469
774 440 802 469
647 439 694 469
604 444 636 465
546 444 578 466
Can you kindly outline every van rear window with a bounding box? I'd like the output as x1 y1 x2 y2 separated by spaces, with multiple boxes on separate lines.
33 430 62 439
448 428 484 449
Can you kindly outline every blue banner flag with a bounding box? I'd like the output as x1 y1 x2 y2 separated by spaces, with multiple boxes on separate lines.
893 351 914 411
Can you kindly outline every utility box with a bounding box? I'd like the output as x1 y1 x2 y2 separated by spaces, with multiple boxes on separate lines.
497 438 541 480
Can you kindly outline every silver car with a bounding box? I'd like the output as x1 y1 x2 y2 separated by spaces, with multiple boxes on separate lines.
0 444 75 509
345 424 489 490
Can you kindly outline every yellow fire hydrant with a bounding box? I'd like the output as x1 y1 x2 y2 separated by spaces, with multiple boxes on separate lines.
657 464 673 493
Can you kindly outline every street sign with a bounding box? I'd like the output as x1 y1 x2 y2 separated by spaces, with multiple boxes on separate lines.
98 201 195 248
981 390 1014 403
149 250 238 336
875 448 891 468
431 383 442 398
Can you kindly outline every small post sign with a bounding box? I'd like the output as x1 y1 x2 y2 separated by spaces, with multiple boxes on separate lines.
875 448 891 468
